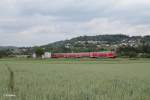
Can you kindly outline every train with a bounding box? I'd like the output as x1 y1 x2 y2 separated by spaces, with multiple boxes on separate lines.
44 51 116 58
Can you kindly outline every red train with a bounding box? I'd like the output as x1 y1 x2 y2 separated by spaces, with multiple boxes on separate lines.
51 51 116 58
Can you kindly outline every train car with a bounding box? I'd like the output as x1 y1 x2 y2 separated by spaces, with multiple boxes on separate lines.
51 52 89 58
90 52 116 58
51 53 64 58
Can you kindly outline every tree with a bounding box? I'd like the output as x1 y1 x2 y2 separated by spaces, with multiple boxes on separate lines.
35 47 44 57
128 51 138 58
0 49 12 58
116 46 138 58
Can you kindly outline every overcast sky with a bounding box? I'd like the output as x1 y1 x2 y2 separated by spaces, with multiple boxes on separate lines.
0 0 150 46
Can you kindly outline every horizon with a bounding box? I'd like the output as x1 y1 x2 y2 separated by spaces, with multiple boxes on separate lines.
0 0 150 46
0 34 149 47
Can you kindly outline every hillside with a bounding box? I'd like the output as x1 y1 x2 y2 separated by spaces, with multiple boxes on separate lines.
41 34 150 53
0 46 18 51
43 34 129 48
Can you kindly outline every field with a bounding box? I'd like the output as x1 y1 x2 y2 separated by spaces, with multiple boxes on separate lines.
0 58 150 100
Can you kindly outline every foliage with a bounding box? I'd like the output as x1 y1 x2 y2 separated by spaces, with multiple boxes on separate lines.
34 47 44 57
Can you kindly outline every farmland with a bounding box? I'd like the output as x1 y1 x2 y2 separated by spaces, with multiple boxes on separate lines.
0 58 150 100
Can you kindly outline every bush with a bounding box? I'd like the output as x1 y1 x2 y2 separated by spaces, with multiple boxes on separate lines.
140 53 150 58
128 51 138 58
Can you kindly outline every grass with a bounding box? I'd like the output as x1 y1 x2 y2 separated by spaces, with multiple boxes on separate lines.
0 58 150 100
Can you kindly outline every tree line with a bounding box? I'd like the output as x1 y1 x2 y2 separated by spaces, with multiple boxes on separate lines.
117 44 150 58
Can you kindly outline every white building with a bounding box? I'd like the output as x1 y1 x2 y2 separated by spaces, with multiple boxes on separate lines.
43 52 51 58
32 53 36 58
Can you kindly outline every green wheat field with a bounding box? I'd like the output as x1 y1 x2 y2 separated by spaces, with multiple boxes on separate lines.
0 58 150 100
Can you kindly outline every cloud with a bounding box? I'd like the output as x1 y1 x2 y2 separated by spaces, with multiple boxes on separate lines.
84 18 150 36
0 0 150 46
